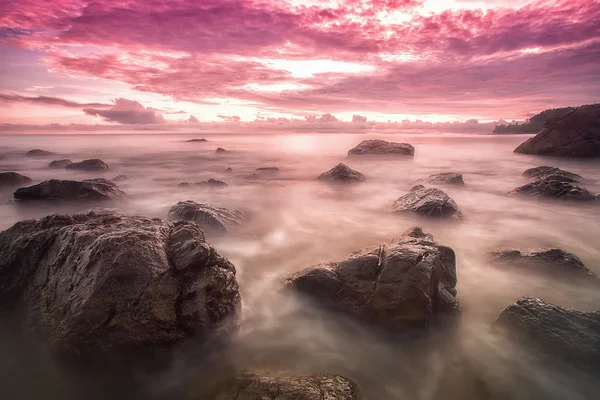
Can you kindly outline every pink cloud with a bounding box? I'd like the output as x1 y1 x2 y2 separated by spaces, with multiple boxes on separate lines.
0 92 110 108
83 98 166 124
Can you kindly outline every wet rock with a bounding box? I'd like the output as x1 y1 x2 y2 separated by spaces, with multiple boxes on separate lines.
224 167 233 173
178 182 191 188
48 159 73 169
410 184 426 192
26 149 55 157
510 179 598 201
112 174 128 182
196 178 228 188
317 163 365 182
215 148 227 154
13 178 126 202
256 167 280 172
168 200 244 235
348 139 414 157
215 372 363 400
493 297 600 371
0 172 32 188
285 227 459 329
514 103 600 157
186 138 207 142
418 172 465 186
522 166 582 183
393 187 462 219
66 159 110 171
0 211 241 354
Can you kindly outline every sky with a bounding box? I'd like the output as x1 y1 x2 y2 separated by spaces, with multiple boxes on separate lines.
0 0 599 127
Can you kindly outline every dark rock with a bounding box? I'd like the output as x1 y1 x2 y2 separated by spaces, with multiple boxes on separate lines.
317 163 365 182
112 174 128 182
256 167 280 172
0 172 32 188
186 138 208 142
0 211 241 354
410 184 426 192
348 139 414 157
26 149 55 157
196 178 228 188
514 103 600 157
48 159 73 169
215 148 227 153
168 200 244 235
224 167 233 173
393 188 462 219
493 297 600 371
13 178 126 202
510 179 598 201
418 172 465 186
178 182 191 188
66 159 110 171
215 372 363 400
523 166 582 183
285 227 459 329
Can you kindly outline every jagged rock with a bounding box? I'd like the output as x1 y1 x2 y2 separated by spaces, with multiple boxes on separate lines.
196 179 228 187
393 188 462 219
317 163 365 182
285 227 459 329
48 159 73 169
510 179 598 201
418 172 465 186
493 297 600 371
215 148 227 153
514 103 600 157
66 159 110 171
348 139 414 157
214 372 363 400
256 167 280 172
0 212 241 354
13 178 126 202
186 138 207 142
522 166 582 183
26 149 55 157
0 172 32 188
168 200 244 235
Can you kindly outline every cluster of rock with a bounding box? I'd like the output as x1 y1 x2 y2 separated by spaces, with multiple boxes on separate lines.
178 178 228 188
511 166 598 201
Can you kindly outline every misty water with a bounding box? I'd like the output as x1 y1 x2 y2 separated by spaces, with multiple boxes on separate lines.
1 132 599 399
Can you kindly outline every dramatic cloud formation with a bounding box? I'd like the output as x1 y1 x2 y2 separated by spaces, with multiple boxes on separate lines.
83 98 166 124
0 93 110 108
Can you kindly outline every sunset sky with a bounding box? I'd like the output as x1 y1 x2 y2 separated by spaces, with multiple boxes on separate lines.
1 0 599 126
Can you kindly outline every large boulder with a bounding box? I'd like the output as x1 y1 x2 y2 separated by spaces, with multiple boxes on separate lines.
49 159 73 169
214 372 363 400
26 149 55 157
168 200 244 235
393 187 462 219
66 159 110 171
0 172 32 188
0 211 241 354
285 227 459 329
510 178 598 201
493 297 600 371
417 172 465 186
317 163 365 183
347 139 414 157
522 166 582 182
13 178 126 202
514 103 600 157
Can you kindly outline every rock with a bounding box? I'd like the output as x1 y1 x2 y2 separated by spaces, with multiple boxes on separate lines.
410 184 426 192
26 149 55 157
510 179 598 201
66 159 110 171
178 182 191 188
112 174 128 182
348 139 414 157
215 372 363 400
224 167 233 173
418 172 465 186
393 188 462 219
317 163 365 183
0 172 32 188
241 173 260 180
285 227 459 329
488 248 596 280
168 200 244 235
522 166 582 183
48 159 73 169
256 167 280 172
493 297 600 371
514 103 600 157
196 178 228 188
0 212 241 355
215 148 227 153
13 178 126 202
186 138 207 142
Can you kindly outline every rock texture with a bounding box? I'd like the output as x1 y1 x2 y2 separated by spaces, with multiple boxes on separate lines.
49 159 73 169
168 200 244 235
285 227 459 329
522 166 582 182
13 178 126 202
510 179 598 201
196 178 228 188
0 172 32 188
348 139 414 157
418 172 465 186
317 163 365 183
66 159 110 171
26 149 55 157
393 188 462 219
215 372 363 400
493 297 600 371
0 211 241 354
514 103 600 157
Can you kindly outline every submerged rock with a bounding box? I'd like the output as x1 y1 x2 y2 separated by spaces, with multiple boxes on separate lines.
0 172 32 188
48 159 73 169
26 149 55 157
112 174 128 182
13 178 126 202
393 187 462 219
215 372 363 400
418 172 465 186
241 173 260 180
66 158 110 171
510 179 598 201
215 148 227 154
178 182 191 188
522 166 582 182
514 103 600 157
196 178 228 187
285 227 459 329
317 163 365 182
224 167 233 173
256 167 280 172
186 138 208 142
493 297 600 371
0 211 241 354
348 139 414 157
168 200 244 235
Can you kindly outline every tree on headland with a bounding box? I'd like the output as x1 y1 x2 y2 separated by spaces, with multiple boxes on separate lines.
493 107 575 134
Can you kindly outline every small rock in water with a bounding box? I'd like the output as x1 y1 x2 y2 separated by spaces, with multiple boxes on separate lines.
224 167 233 173
510 179 598 201
112 174 128 182
178 182 191 188
241 173 260 180
185 138 208 142
168 200 244 235
523 166 582 183
256 167 280 172
393 187 462 219
215 147 227 153
48 159 73 168
347 139 414 157
67 159 110 171
0 172 32 188
13 178 126 202
196 178 228 187
317 163 365 182
418 172 465 185
26 149 55 157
